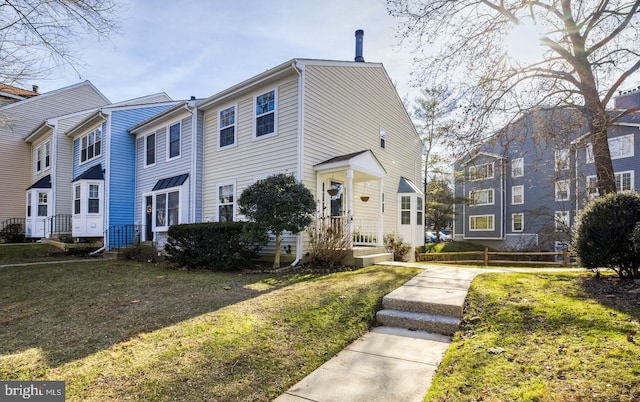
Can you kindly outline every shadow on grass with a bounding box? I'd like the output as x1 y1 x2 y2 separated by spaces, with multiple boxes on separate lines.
0 260 317 367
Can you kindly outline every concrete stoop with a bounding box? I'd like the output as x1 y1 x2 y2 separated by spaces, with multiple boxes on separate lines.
353 252 393 267
376 310 460 335
376 267 481 336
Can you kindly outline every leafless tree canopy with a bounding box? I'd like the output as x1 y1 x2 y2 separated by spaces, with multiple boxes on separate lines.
0 0 121 84
387 0 640 194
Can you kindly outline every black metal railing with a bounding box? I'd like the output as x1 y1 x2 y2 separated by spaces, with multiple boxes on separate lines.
47 214 72 236
0 218 26 233
105 224 144 251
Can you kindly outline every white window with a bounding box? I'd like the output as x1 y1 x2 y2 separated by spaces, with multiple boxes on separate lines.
37 192 48 217
255 89 276 138
512 213 524 232
218 182 235 222
555 211 569 231
80 126 102 163
615 171 634 192
555 148 569 171
145 133 156 166
26 193 32 217
470 215 494 231
511 157 523 177
469 189 494 205
417 196 423 225
512 185 524 205
469 162 494 181
219 105 236 148
73 185 81 215
88 184 100 214
609 134 634 159
586 143 594 163
555 180 570 201
155 190 180 229
35 146 42 173
44 141 50 169
586 175 599 197
401 196 411 225
167 122 181 159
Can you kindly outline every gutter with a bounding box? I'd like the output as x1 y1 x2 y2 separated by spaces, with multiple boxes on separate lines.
292 60 303 267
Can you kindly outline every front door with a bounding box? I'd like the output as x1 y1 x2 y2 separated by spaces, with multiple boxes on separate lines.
330 181 343 216
145 196 153 241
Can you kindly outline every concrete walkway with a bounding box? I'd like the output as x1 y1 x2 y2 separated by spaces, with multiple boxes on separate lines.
275 263 487 402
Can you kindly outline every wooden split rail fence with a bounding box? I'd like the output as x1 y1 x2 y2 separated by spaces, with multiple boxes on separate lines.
417 248 572 267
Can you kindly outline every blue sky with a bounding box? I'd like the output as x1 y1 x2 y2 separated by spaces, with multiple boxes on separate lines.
38 0 419 104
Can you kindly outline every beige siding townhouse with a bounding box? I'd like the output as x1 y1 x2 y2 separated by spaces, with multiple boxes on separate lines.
0 81 110 229
199 58 424 265
23 109 101 238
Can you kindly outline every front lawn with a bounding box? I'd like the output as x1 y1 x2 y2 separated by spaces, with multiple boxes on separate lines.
425 271 640 401
0 261 420 401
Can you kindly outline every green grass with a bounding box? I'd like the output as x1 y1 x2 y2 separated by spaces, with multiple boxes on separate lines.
425 272 640 401
0 261 420 401
0 243 78 265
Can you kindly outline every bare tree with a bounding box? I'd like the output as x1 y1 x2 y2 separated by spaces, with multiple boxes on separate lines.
387 0 640 195
0 0 121 84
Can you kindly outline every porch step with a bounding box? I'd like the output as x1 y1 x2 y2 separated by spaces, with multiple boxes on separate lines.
351 246 387 257
376 310 460 335
353 252 393 268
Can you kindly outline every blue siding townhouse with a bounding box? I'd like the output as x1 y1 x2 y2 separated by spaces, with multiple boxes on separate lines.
454 90 640 251
65 93 177 250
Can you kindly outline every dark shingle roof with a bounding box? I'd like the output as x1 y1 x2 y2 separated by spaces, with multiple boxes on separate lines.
152 173 189 191
26 175 51 190
72 164 104 182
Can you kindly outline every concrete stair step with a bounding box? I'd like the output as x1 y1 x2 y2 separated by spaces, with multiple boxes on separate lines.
354 252 393 268
376 309 461 336
382 286 467 318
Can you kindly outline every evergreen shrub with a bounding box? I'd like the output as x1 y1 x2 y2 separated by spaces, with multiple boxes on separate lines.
574 192 640 278
164 222 265 271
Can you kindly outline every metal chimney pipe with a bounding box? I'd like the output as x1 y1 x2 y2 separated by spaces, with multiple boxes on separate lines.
354 29 364 62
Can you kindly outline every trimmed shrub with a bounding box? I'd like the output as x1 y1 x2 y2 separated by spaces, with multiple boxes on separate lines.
574 192 640 278
0 223 25 243
164 222 266 271
120 244 162 263
383 233 411 262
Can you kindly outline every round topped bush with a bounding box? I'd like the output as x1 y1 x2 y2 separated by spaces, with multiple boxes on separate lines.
574 192 640 278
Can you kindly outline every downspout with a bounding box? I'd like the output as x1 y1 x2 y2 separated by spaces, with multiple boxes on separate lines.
98 111 110 250
183 101 196 222
291 61 304 267
46 120 56 224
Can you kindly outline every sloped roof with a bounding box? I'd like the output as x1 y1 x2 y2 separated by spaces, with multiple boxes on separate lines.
26 175 51 190
0 83 38 98
152 173 189 191
397 176 422 194
72 164 104 182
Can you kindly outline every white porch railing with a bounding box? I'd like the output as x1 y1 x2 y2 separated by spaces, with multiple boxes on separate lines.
317 217 378 247
352 219 378 246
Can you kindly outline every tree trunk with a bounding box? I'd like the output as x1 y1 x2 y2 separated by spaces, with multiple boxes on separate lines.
589 120 616 195
273 233 281 268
